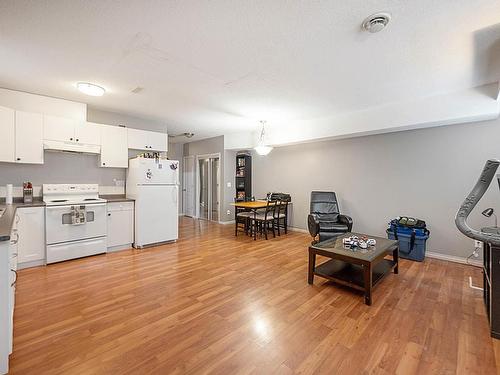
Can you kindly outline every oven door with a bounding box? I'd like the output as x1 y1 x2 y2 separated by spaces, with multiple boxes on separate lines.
45 203 107 244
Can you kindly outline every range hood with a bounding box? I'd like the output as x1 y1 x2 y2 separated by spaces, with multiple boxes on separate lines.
43 140 101 154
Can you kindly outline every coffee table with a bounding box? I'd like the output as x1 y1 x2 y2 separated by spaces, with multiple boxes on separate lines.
308 232 399 305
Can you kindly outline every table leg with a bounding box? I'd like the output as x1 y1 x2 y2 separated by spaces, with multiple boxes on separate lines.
364 263 372 306
393 247 399 274
308 249 316 284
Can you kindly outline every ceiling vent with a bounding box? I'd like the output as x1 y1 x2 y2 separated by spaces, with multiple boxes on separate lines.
362 13 391 33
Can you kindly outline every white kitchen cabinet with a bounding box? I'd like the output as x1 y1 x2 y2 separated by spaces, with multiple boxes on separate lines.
100 125 128 168
15 111 44 164
127 128 168 152
148 131 168 152
16 207 45 267
44 116 101 145
43 115 76 142
0 106 15 163
77 122 101 145
107 202 134 250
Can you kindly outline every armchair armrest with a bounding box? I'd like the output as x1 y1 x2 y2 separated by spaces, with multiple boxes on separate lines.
338 214 353 232
308 214 320 238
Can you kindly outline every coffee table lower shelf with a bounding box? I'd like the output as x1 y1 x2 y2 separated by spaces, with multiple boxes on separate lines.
314 258 396 292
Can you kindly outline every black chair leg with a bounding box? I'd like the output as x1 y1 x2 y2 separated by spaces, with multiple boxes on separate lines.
272 221 276 238
264 222 268 240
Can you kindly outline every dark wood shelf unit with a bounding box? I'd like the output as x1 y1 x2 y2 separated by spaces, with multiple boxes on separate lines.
482 237 500 339
314 258 397 291
235 154 251 202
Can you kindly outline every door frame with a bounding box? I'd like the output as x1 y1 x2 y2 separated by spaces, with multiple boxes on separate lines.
182 155 195 217
195 152 221 221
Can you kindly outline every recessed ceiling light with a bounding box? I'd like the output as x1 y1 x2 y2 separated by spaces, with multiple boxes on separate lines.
76 82 105 96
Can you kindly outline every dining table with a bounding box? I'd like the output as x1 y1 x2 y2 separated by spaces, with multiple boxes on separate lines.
231 200 291 238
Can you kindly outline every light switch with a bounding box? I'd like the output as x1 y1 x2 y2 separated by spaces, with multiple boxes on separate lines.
227 182 232 188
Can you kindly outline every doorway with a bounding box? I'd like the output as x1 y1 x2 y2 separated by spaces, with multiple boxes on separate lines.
197 154 220 222
183 155 195 217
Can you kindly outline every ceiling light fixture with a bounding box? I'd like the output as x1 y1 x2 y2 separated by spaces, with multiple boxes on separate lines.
76 82 106 96
254 120 273 156
362 12 391 33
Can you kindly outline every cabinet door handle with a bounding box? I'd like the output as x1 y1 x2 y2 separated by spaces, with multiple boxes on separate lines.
10 232 19 245
102 162 106 166
108 213 111 216
76 139 79 142
10 269 17 287
16 158 21 161
70 137 73 141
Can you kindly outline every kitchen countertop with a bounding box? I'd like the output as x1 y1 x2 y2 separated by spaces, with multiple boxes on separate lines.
100 195 135 203
0 195 134 242
0 198 45 242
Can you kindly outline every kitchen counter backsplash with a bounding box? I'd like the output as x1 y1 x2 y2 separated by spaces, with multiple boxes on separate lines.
0 185 125 198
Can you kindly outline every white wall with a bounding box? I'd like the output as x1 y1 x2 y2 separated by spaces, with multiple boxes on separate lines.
87 107 167 132
0 88 86 120
252 117 500 259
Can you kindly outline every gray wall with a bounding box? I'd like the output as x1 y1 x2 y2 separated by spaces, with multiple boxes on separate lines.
252 117 500 259
183 136 234 222
0 152 125 189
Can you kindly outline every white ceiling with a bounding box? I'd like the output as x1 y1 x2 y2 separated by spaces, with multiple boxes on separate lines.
1 0 499 142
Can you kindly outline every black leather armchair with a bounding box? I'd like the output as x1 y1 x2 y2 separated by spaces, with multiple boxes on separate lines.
307 191 353 243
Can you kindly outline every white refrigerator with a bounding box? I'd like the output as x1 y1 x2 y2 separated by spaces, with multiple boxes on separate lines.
126 157 179 248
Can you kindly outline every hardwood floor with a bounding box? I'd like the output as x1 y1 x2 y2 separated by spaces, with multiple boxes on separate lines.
9 217 499 374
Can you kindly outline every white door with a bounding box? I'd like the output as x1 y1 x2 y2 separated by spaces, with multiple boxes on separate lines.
17 207 45 264
100 125 128 168
76 122 101 145
15 111 44 164
43 115 76 142
183 155 195 217
0 106 15 162
135 185 178 247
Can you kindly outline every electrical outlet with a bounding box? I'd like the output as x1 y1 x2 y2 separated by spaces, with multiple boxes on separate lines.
227 210 231 215
474 240 483 249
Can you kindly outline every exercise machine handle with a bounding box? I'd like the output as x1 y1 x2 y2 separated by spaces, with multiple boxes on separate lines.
455 159 500 246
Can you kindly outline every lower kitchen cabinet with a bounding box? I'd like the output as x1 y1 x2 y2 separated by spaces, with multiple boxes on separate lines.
16 207 45 268
107 202 134 250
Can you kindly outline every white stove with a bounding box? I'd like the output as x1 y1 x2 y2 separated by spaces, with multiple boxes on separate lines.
43 184 107 263
43 184 107 206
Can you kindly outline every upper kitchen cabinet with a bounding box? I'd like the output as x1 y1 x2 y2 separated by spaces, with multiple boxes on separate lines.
78 122 101 145
0 106 15 163
127 128 168 152
43 115 75 142
43 115 100 145
100 125 128 168
15 111 44 164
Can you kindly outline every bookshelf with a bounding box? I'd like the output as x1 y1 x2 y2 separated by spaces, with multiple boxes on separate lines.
235 154 252 201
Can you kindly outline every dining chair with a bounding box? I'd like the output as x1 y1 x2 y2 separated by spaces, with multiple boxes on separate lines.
234 197 256 236
274 199 288 235
253 199 278 240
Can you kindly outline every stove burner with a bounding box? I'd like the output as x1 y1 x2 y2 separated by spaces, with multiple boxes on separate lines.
51 199 68 203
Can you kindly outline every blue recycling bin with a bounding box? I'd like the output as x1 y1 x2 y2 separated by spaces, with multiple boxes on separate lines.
386 229 429 262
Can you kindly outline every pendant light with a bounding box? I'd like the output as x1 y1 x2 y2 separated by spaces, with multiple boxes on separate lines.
254 120 273 156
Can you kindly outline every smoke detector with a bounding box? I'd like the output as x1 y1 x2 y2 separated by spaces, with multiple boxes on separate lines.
362 12 391 33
